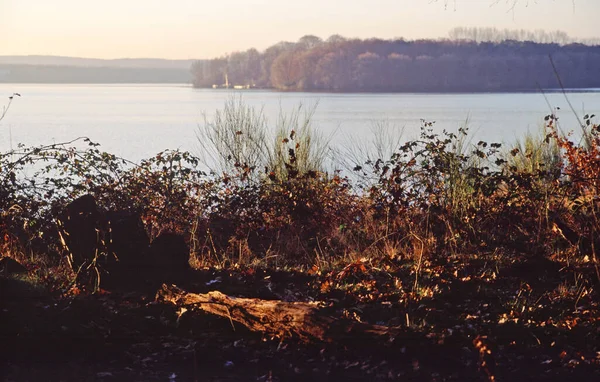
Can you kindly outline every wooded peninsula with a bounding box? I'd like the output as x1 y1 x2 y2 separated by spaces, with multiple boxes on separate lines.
192 30 600 92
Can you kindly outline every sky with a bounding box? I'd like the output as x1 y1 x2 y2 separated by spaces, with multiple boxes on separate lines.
1 0 599 59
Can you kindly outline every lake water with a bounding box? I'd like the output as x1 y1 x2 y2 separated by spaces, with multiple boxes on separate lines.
1 84 599 166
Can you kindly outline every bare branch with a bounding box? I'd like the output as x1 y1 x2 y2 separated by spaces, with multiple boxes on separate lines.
0 93 21 123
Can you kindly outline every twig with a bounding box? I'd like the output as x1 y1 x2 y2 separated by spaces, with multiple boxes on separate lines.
0 93 20 123
411 233 425 292
548 55 585 133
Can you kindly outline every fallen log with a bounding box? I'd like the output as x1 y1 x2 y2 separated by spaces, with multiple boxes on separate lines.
156 284 397 343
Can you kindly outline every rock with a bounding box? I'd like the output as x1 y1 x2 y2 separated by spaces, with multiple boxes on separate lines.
149 233 190 271
56 194 101 273
57 194 151 290
104 210 149 267
0 257 28 275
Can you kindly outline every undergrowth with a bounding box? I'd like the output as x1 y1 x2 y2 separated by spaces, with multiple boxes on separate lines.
3 95 600 381
1 97 599 286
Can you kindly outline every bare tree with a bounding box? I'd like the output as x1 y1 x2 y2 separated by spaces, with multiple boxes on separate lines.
436 0 575 12
270 51 305 90
449 27 572 44
298 35 323 50
326 34 347 44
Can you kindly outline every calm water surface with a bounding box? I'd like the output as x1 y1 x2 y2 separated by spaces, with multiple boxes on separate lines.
1 84 599 163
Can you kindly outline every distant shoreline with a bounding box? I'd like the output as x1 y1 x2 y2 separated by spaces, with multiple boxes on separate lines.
1 83 599 95
0 63 192 85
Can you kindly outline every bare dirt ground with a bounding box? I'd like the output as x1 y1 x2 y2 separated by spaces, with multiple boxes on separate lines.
2 256 599 381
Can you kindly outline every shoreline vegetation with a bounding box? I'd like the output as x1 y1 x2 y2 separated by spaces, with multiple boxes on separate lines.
2 95 600 380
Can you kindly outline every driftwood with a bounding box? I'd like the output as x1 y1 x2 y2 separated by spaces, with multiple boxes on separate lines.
156 284 396 343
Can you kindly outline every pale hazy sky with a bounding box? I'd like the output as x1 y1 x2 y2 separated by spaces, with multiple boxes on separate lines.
1 0 599 59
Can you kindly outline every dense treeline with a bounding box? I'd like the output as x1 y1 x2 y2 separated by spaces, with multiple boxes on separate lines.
191 31 600 92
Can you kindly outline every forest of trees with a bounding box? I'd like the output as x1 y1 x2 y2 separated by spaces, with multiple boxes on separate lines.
191 28 600 92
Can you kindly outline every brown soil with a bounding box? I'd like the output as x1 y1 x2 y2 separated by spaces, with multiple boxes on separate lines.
1 257 599 381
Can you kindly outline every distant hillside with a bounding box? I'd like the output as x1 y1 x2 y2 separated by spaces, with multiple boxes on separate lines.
0 55 205 83
0 56 198 69
0 64 192 84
